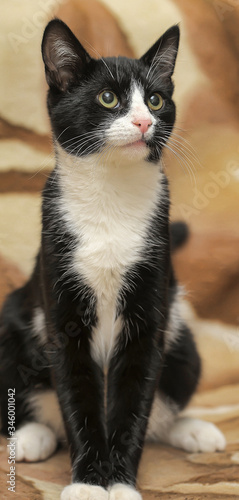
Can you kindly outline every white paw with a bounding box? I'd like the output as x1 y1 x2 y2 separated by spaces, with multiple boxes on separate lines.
168 417 226 453
61 483 109 500
15 422 57 462
109 484 142 500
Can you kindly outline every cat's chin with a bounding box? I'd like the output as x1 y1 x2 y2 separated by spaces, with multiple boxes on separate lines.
123 139 147 149
119 139 149 161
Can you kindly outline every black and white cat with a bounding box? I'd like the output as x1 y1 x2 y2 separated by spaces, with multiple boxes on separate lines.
0 19 225 500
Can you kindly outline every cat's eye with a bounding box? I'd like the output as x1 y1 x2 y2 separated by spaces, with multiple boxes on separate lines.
148 93 164 111
98 91 119 109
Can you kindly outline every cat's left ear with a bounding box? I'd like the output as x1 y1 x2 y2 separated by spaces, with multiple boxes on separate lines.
141 25 180 80
42 19 91 92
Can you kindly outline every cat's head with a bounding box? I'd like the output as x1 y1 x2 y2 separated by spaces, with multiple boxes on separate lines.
42 19 179 164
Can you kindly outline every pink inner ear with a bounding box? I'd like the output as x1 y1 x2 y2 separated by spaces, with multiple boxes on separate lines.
51 40 79 68
42 19 91 91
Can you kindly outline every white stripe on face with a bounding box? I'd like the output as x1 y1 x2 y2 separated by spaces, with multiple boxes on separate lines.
106 82 156 148
130 84 153 125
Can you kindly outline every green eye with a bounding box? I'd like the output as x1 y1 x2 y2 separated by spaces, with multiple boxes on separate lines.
148 93 163 111
98 90 119 109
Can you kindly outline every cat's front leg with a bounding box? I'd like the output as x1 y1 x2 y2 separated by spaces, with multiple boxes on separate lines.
106 315 166 500
50 339 111 499
42 303 110 498
51 337 110 500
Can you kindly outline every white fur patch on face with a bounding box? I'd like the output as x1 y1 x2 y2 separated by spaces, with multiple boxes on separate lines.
61 483 108 500
15 422 57 462
106 82 156 150
109 484 142 500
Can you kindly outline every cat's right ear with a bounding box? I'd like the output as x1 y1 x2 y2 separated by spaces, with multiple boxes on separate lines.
140 25 180 80
42 19 91 92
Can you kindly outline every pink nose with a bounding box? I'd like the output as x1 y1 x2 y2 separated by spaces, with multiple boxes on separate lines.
132 118 152 135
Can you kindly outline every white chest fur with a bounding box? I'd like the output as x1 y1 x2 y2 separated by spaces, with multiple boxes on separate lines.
57 144 163 366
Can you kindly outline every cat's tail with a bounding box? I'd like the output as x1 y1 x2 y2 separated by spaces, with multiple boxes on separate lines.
170 221 189 252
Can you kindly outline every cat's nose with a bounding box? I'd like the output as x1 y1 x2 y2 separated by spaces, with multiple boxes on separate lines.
132 118 152 135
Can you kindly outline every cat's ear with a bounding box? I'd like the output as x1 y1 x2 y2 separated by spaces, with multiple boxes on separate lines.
141 25 180 80
42 19 91 92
